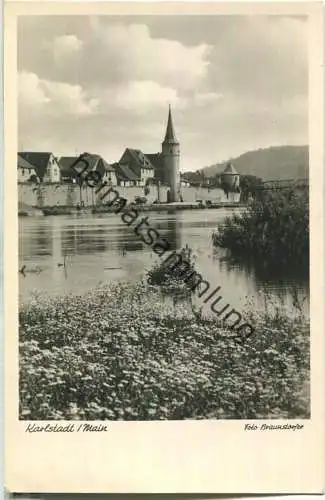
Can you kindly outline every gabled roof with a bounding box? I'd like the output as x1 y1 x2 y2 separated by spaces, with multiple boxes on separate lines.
19 152 53 180
145 152 165 182
17 154 36 171
59 153 115 179
115 163 139 182
223 162 238 175
102 160 116 173
58 156 78 168
145 153 163 169
58 156 79 177
162 105 178 144
125 148 155 170
72 153 101 172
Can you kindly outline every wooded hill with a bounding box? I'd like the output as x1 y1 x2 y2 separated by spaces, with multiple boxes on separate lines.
186 145 308 182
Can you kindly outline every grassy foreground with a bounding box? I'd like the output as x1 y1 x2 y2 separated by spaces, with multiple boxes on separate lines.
19 280 309 420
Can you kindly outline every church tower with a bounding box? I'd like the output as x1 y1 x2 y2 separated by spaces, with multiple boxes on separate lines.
162 105 180 202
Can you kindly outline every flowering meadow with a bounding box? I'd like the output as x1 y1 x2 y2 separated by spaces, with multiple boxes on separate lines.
19 276 310 420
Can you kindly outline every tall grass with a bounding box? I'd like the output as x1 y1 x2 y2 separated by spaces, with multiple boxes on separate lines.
212 187 309 272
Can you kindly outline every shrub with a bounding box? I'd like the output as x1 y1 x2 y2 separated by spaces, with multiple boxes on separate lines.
146 244 198 297
213 187 309 272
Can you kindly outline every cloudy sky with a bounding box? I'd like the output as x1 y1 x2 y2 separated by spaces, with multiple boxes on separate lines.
18 15 308 172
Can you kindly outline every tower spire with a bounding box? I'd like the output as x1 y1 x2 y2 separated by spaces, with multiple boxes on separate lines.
161 105 180 202
163 105 178 144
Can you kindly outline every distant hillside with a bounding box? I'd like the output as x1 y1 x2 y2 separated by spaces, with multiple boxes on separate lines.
200 145 309 181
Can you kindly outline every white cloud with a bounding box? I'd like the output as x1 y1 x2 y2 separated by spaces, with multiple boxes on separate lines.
194 92 223 106
209 16 307 101
27 21 212 93
52 35 83 60
19 71 50 107
94 22 212 91
112 81 179 110
17 16 308 170
19 71 99 118
41 80 99 116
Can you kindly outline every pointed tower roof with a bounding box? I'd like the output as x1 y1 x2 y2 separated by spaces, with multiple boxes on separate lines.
223 162 238 175
163 105 179 144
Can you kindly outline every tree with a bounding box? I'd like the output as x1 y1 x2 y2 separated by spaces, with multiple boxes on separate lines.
240 175 263 202
27 174 39 184
240 174 263 190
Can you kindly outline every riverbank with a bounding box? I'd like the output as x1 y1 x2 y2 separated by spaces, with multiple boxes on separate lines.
93 201 245 214
18 202 43 217
18 201 246 217
20 280 309 420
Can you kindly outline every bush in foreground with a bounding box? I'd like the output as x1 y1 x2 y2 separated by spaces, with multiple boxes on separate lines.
19 281 309 420
213 187 309 271
146 245 197 298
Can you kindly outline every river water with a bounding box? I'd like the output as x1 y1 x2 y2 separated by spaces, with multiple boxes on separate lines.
19 209 309 316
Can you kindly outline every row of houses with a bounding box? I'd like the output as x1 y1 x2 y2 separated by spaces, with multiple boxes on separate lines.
17 149 192 188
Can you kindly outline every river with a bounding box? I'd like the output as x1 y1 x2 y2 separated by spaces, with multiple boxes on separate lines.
19 209 309 316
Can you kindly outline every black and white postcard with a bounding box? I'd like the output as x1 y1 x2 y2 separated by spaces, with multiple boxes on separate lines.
4 0 324 494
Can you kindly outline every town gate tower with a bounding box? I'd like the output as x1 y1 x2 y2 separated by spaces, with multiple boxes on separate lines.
162 105 180 202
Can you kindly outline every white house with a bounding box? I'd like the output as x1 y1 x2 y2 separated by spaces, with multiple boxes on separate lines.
19 152 61 183
17 155 39 183
118 148 155 187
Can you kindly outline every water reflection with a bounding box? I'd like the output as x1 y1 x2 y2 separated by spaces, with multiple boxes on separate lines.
116 237 146 254
212 246 309 315
19 225 53 257
19 211 309 316
158 216 182 251
213 247 308 290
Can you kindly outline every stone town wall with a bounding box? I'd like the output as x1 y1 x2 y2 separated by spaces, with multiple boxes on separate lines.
181 186 240 203
18 183 240 207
